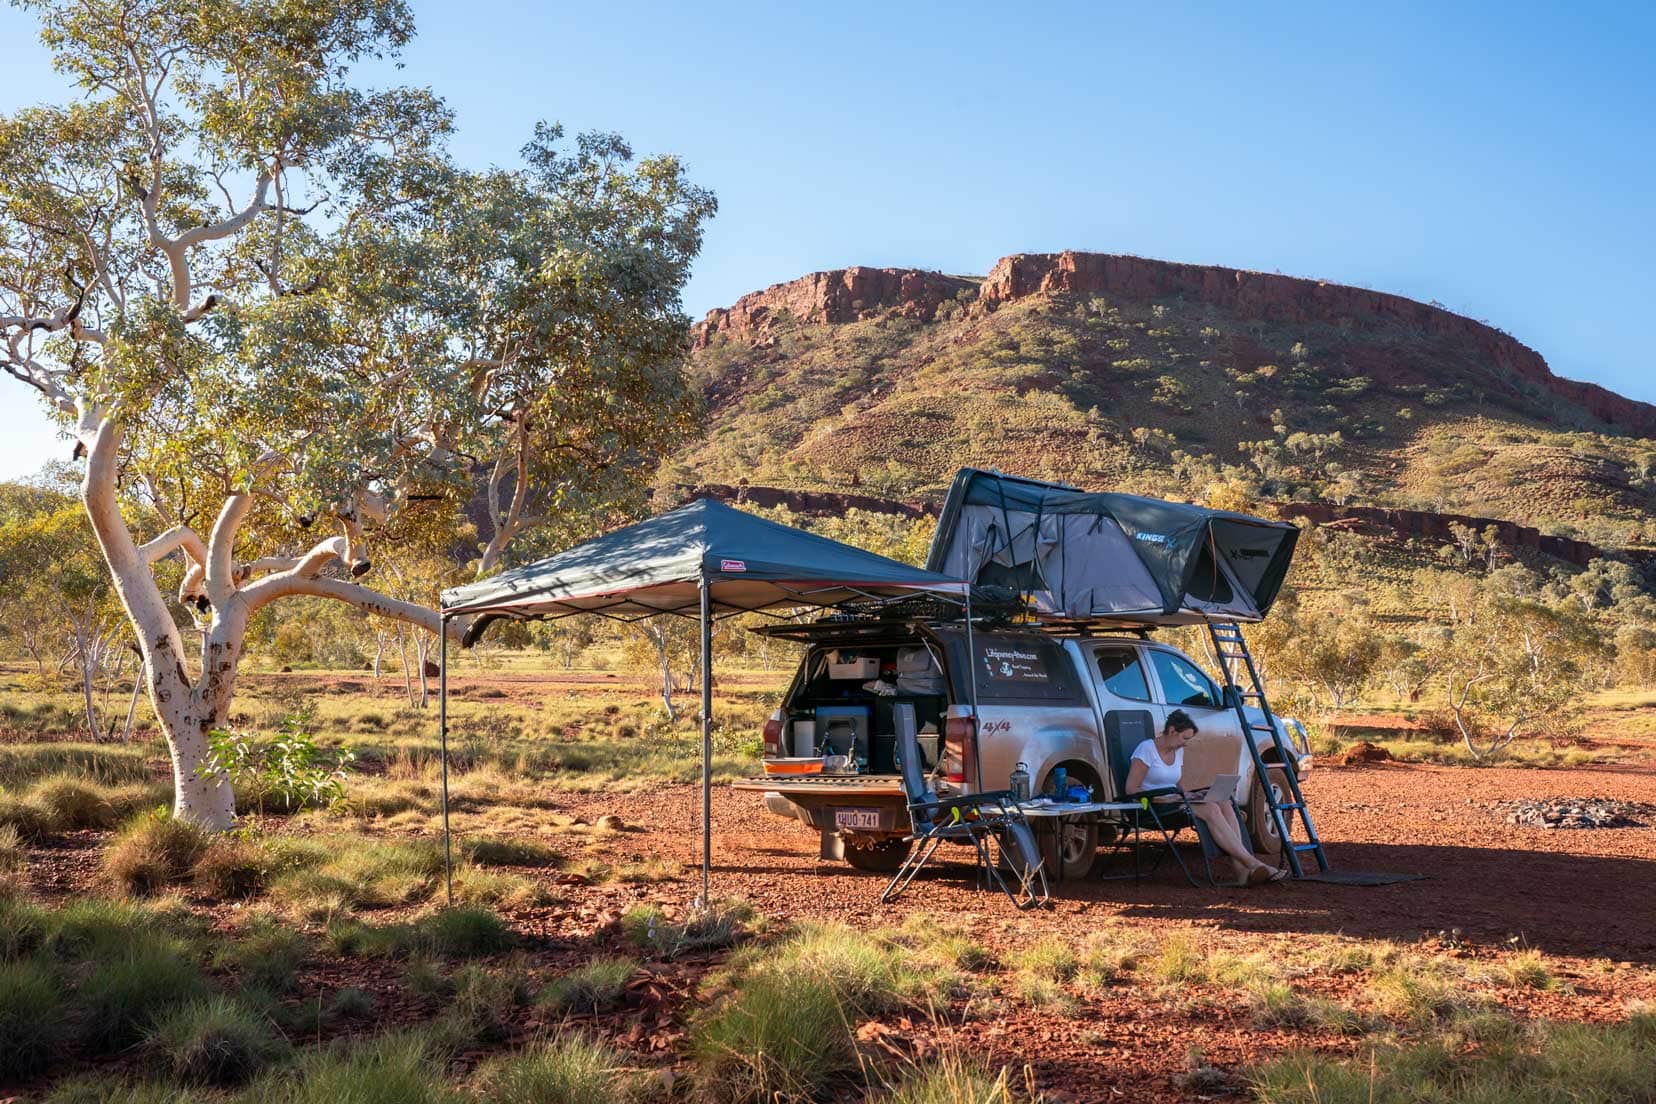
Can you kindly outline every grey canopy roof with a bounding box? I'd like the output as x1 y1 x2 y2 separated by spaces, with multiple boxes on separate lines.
443 498 966 641
925 469 1299 624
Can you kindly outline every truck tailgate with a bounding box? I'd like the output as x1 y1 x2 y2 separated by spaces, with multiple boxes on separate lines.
730 775 905 798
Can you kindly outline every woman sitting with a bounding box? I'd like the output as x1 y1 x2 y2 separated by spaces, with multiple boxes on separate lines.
1125 709 1286 886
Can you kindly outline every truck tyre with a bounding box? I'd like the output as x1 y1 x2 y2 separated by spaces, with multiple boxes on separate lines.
842 836 913 873
1037 818 1099 881
1248 766 1294 859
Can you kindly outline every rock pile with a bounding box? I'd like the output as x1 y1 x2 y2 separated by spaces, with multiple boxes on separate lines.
1491 797 1655 830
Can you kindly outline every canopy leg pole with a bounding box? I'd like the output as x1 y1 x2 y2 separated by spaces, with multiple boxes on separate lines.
439 614 453 906
699 573 713 909
963 589 983 790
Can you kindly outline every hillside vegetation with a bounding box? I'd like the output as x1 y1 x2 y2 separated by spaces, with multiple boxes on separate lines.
676 253 1656 551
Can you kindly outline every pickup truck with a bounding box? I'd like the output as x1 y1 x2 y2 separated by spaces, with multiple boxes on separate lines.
737 618 1312 880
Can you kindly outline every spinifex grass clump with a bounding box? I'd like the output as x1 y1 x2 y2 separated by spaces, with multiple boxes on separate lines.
240 1031 457 1104
691 921 967 1103
481 1036 645 1104
540 956 639 1015
1253 1012 1656 1104
143 995 288 1085
0 956 69 1078
103 813 211 896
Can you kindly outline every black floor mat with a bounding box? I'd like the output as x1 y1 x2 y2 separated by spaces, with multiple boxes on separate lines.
1300 870 1425 886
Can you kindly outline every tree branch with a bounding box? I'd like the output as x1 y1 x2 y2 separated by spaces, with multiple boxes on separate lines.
238 574 465 640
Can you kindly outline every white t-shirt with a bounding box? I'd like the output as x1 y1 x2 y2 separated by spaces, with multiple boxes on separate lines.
1130 740 1182 792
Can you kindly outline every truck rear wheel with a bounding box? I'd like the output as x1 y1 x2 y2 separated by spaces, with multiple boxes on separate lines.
1248 766 1294 859
1037 819 1099 881
842 836 913 873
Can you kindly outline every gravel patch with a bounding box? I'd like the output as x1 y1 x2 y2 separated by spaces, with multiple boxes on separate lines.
1491 797 1656 830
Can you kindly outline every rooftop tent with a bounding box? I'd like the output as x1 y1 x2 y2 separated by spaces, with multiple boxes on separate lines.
438 497 971 905
925 468 1299 625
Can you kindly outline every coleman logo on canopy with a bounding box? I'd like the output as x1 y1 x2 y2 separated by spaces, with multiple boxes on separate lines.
720 559 748 572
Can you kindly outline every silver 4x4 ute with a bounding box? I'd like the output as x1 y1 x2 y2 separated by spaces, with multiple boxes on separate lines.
734 619 1311 881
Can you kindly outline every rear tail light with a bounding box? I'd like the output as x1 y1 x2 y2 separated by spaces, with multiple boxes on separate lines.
762 717 783 757
943 714 976 784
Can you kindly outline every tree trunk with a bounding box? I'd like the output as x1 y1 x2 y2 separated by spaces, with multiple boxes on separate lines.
80 418 237 828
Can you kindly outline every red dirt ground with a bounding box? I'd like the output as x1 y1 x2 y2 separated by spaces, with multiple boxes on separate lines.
519 757 1656 1100
15 739 1656 1101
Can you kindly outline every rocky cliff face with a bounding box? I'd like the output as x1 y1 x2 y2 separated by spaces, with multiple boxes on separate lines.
693 251 1656 436
691 267 976 349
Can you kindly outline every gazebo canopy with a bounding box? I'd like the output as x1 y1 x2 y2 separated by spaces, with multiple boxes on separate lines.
442 497 964 633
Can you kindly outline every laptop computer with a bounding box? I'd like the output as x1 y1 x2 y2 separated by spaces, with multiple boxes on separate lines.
1192 773 1240 804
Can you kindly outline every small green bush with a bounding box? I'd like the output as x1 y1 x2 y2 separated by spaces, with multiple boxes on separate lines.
481 1036 641 1104
144 995 287 1085
77 942 211 1050
692 970 853 1103
428 962 529 1051
465 836 562 867
193 835 274 899
103 813 211 895
422 905 515 958
213 919 306 992
242 1031 456 1104
0 822 24 872
44 1075 206 1104
540 956 637 1015
0 893 50 958
883 1057 1016 1104
326 986 377 1022
29 774 136 830
0 956 69 1078
0 791 52 840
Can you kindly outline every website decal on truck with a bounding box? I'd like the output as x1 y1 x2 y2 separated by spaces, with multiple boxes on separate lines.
981 646 1048 682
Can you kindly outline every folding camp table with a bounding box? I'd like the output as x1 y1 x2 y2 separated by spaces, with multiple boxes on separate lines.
1015 799 1141 884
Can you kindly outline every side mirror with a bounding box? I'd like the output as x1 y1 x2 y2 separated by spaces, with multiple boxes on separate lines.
1221 685 1243 711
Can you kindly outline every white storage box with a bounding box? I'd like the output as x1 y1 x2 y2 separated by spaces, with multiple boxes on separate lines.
826 651 880 680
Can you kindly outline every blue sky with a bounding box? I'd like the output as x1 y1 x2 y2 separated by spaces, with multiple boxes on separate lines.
2 1 1652 478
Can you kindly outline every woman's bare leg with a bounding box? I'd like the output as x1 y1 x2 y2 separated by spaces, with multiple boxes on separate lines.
1192 802 1265 871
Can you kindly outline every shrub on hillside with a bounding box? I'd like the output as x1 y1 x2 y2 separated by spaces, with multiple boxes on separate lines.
103 813 211 895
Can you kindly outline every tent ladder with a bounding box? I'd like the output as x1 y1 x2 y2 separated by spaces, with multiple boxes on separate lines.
1205 620 1328 877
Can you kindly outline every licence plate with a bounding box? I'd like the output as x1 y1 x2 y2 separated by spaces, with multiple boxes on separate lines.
834 808 882 830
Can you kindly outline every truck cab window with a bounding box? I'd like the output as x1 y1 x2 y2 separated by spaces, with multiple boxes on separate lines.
1095 647 1150 702
1148 650 1222 708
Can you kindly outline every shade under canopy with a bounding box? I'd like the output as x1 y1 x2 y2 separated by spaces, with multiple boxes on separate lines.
926 468 1299 624
435 497 971 908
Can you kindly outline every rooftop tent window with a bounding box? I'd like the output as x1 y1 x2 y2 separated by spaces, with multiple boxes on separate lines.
1095 647 1151 701
1185 542 1235 605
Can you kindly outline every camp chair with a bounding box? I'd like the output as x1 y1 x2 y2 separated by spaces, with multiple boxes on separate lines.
1100 710 1234 888
880 704 1048 909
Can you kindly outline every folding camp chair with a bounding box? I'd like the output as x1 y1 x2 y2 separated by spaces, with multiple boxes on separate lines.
880 704 1048 909
1100 710 1236 888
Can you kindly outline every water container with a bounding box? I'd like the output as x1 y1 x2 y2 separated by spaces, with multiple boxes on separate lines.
1010 762 1031 802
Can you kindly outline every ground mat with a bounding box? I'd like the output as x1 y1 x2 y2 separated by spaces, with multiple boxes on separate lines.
1300 870 1425 886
